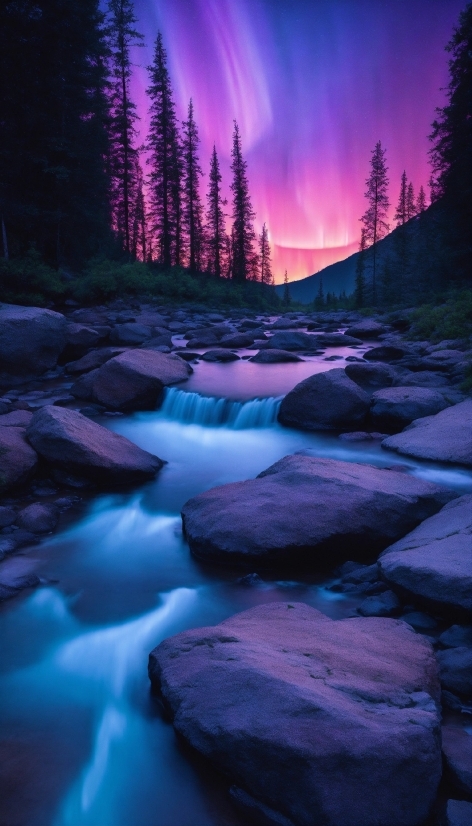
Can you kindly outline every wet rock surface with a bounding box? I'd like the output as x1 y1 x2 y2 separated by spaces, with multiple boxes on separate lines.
181 454 455 566
149 601 442 826
379 495 472 615
26 405 163 485
278 369 370 430
382 400 472 467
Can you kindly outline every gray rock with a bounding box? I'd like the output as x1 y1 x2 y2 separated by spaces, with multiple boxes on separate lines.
313 333 363 346
217 333 256 348
398 371 450 388
250 349 303 363
446 799 472 826
439 625 472 648
87 349 191 411
382 400 472 467
66 322 101 349
364 345 406 362
181 454 455 567
0 506 16 528
379 495 472 614
370 386 448 428
0 304 67 375
0 426 38 492
442 726 472 795
263 331 316 351
358 590 400 617
109 322 153 344
437 647 472 696
149 602 442 826
344 320 387 338
400 612 437 631
0 556 40 601
65 347 126 374
278 368 370 431
186 333 219 348
200 349 240 362
345 361 399 390
0 410 33 427
26 405 163 486
16 502 59 533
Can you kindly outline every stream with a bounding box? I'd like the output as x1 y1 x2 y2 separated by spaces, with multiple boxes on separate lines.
1 353 471 826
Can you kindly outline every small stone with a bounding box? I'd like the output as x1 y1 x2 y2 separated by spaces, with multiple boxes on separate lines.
358 590 400 617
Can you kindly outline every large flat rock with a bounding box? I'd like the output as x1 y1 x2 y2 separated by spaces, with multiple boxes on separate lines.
278 368 370 431
181 455 455 566
0 304 67 374
26 405 163 485
381 400 472 467
149 602 442 826
0 426 38 492
379 496 472 614
77 349 192 411
370 386 448 428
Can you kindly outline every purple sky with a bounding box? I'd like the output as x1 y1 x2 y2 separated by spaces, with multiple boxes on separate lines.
131 0 463 282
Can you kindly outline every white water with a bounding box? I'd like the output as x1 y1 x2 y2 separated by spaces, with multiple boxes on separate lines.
159 386 282 428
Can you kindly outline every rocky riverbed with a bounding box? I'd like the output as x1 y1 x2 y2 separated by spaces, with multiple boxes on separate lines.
0 298 471 826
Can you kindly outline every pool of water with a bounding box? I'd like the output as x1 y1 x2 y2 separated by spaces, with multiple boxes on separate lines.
1 357 470 826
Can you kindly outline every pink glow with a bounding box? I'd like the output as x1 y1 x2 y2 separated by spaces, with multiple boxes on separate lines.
132 0 463 283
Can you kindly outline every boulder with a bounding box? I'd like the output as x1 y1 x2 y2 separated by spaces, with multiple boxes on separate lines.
65 322 101 349
363 345 406 362
358 590 400 617
446 800 472 826
278 369 370 431
379 495 472 615
381 400 472 467
437 648 472 697
186 332 219 348
15 502 59 533
200 349 240 362
0 506 16 528
0 304 67 375
109 322 153 344
181 454 455 567
65 347 126 374
345 361 400 390
0 427 38 492
217 333 256 348
439 625 472 648
398 371 450 388
0 556 41 601
344 320 387 338
149 602 442 826
442 726 472 796
0 410 33 427
312 333 363 346
370 387 448 428
250 349 303 363
264 331 316 350
85 349 192 411
26 405 163 485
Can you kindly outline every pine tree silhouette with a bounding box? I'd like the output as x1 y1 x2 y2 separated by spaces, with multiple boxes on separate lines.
360 141 390 304
230 121 257 282
182 99 204 271
147 32 182 266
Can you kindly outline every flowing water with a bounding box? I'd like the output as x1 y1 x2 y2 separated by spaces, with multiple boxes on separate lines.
1 356 471 826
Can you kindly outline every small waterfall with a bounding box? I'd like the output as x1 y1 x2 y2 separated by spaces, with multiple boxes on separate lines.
159 387 281 428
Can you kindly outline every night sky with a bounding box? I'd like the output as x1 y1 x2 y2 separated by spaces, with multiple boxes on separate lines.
131 0 464 283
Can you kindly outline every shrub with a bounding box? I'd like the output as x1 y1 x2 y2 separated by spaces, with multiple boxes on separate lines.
409 290 472 342
0 251 65 306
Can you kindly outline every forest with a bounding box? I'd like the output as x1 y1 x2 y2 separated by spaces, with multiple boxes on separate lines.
0 0 470 311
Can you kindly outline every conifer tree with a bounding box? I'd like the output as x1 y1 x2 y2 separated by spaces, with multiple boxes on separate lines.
283 269 291 306
106 0 143 256
205 146 227 278
314 276 324 310
429 4 472 280
0 0 111 266
416 185 427 214
259 223 273 284
360 141 390 304
182 99 204 271
230 121 257 282
395 171 408 226
354 228 367 307
406 182 416 220
146 32 182 267
130 158 147 260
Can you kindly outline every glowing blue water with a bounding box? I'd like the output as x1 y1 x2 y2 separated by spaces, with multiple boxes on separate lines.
1 364 471 825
